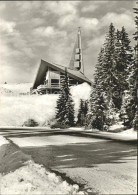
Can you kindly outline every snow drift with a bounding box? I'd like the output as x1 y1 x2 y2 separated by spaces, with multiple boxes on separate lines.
0 136 86 195
1 161 85 195
0 135 9 147
0 83 91 126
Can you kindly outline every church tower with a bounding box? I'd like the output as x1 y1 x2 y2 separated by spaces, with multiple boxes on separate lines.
69 28 84 74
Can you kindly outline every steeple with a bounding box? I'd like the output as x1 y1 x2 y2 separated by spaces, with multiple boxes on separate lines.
69 27 84 74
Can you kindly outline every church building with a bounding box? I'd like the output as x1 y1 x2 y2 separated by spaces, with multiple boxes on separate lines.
31 28 91 94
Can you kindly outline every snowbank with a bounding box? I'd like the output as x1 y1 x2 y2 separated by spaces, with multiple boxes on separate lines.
109 122 124 132
0 83 91 126
118 128 137 139
1 160 85 195
0 136 9 146
0 137 86 195
0 137 32 174
86 128 137 141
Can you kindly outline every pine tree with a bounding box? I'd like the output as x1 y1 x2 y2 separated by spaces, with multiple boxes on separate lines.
89 23 134 130
94 48 105 87
84 100 88 117
77 99 84 126
133 2 138 60
88 47 106 130
132 2 138 130
121 26 133 69
89 84 107 130
113 29 123 109
56 69 75 126
133 106 138 130
113 28 133 109
125 2 138 129
77 99 88 126
89 24 122 130
101 23 118 124
102 23 117 94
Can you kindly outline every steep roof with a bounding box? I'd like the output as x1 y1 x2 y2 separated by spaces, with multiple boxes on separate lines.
32 59 91 89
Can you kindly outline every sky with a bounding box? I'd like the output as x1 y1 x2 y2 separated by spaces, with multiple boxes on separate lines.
0 0 136 84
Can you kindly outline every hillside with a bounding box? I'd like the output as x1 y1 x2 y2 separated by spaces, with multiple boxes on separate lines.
0 83 32 95
0 83 91 127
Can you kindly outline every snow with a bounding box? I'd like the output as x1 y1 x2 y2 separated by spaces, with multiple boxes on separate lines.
0 135 86 195
109 122 124 131
1 160 85 195
0 136 9 146
69 127 85 130
71 83 91 118
85 128 137 140
0 95 58 126
0 83 91 127
10 135 108 147
118 128 137 139
71 83 91 100
0 83 32 95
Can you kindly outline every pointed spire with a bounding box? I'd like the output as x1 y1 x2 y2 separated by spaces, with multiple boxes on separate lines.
69 27 84 74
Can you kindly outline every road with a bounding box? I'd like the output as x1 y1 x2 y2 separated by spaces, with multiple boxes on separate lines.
0 128 137 194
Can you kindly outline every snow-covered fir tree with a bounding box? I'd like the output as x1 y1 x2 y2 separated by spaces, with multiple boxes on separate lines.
95 24 118 128
113 27 133 109
84 100 89 117
89 84 107 130
89 46 110 130
89 23 133 130
94 48 105 87
133 1 138 58
56 69 75 126
125 2 138 130
102 23 117 97
77 99 84 125
133 106 138 130
77 99 88 126
113 29 123 109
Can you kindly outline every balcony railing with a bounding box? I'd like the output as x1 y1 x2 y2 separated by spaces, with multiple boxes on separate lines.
37 82 77 91
37 84 60 90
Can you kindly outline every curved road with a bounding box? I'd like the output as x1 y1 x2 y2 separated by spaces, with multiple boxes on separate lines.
1 129 137 194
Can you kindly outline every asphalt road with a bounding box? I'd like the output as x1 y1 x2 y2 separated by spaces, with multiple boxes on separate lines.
1 129 137 194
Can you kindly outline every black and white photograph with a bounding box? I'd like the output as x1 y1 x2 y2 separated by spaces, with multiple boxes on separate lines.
0 0 137 194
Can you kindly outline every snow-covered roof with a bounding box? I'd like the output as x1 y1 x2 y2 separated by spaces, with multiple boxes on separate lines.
32 59 91 89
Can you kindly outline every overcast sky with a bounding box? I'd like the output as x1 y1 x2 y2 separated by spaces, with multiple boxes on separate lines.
0 0 136 83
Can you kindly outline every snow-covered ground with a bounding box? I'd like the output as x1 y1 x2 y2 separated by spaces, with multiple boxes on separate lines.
117 128 137 139
8 134 137 194
86 128 137 140
109 122 124 131
0 83 32 95
0 83 91 126
0 135 86 195
0 94 58 126
0 135 9 146
1 160 85 195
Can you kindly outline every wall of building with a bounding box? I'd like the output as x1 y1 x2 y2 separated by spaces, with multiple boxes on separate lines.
45 67 60 87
